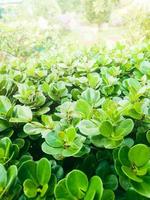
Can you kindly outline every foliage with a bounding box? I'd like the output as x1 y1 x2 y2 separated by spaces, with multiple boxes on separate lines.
0 41 150 199
82 0 117 24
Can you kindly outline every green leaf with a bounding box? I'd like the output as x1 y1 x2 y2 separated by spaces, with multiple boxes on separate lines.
121 166 143 183
119 175 131 191
127 78 141 91
128 144 150 167
78 120 100 136
131 176 150 198
41 115 54 129
101 189 115 200
87 73 101 88
23 122 46 136
36 158 51 185
34 106 50 116
45 132 63 148
23 179 37 198
84 176 103 200
6 165 18 191
10 105 32 123
40 183 48 197
126 189 148 200
146 130 150 144
0 119 10 132
13 138 25 149
55 179 75 200
103 175 118 191
66 170 88 199
81 88 101 107
91 135 122 149
42 142 62 157
62 137 84 157
65 126 76 143
0 164 7 192
18 160 38 185
140 61 150 75
115 119 134 136
123 138 134 148
48 174 57 196
76 99 92 119
96 161 110 178
23 122 51 137
99 121 113 137
118 145 130 166
0 96 12 115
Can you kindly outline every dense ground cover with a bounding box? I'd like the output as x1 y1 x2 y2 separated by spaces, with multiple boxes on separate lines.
0 42 150 200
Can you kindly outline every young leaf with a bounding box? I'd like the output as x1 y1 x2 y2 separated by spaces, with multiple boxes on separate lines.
65 126 76 143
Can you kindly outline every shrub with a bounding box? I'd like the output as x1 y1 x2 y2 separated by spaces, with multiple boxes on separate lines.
0 42 150 199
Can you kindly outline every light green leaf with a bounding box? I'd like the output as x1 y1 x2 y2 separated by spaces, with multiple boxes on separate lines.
65 126 76 143
23 122 46 136
81 88 102 107
128 144 150 167
78 120 100 136
115 119 134 136
100 121 113 137
0 96 12 115
23 179 37 198
87 73 101 88
121 166 143 183
140 61 150 75
76 99 92 119
10 105 32 123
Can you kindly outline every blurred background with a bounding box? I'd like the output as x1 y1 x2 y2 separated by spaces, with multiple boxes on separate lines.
0 0 150 61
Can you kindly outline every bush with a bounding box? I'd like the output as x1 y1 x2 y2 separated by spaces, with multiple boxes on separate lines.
0 42 150 199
